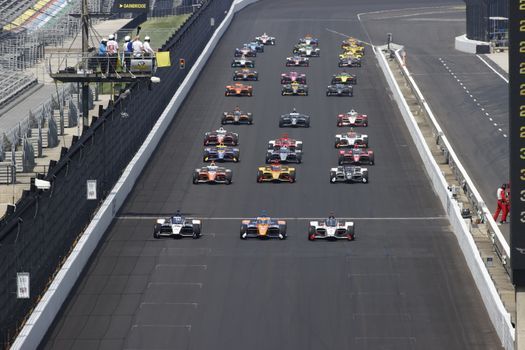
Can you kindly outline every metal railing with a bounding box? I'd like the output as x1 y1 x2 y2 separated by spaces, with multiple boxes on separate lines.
393 47 511 275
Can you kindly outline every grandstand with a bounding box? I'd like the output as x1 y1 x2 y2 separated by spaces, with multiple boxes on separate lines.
0 68 37 108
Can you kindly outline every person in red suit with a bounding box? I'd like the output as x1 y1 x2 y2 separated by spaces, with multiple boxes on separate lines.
493 183 508 225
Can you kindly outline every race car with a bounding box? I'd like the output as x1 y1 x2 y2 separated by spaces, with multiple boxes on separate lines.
286 56 309 67
266 145 302 163
246 41 265 53
334 130 369 148
341 37 364 49
255 32 276 45
268 134 303 151
204 127 239 146
338 148 374 165
240 214 287 240
338 56 362 68
225 83 253 96
308 216 355 241
280 71 306 84
299 35 319 46
203 144 240 162
233 69 258 81
342 44 365 55
234 45 257 57
222 107 253 125
279 109 310 127
331 72 357 85
192 162 233 184
337 109 368 127
154 210 201 239
326 84 353 97
339 50 363 60
257 162 296 183
231 58 255 68
281 81 308 96
330 165 369 183
293 44 320 57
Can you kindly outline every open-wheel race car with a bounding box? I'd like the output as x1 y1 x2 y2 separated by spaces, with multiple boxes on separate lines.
308 216 355 241
246 41 265 53
293 44 320 57
341 37 364 49
255 33 276 45
231 58 255 68
268 134 303 151
234 45 257 57
240 213 287 240
330 166 368 184
203 144 240 162
154 210 202 239
337 109 368 127
286 56 309 67
281 81 308 96
233 69 258 81
335 130 369 148
266 145 302 164
257 161 296 183
279 108 310 128
299 34 319 47
331 72 357 85
326 84 353 96
280 71 306 84
225 83 253 96
339 56 362 68
204 127 238 146
222 107 253 125
193 162 233 185
338 148 374 165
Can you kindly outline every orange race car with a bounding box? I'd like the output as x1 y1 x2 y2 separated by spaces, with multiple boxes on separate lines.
240 214 287 240
225 83 253 96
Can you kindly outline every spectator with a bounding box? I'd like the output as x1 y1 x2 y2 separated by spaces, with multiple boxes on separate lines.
132 36 143 57
493 183 508 225
143 36 155 56
107 34 118 55
98 38 107 56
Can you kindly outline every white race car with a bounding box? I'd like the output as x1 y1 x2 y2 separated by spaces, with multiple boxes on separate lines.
308 216 355 240
154 211 202 239
334 130 368 148
255 33 276 45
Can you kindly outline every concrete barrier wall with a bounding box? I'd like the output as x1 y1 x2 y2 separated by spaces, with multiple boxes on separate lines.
10 0 259 348
375 46 514 350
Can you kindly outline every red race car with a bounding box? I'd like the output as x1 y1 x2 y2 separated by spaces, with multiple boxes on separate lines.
337 109 368 127
204 127 239 146
280 71 306 84
338 147 374 165
225 83 253 96
268 133 303 151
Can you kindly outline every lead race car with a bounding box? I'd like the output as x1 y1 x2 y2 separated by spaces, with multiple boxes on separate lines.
231 57 255 68
268 134 303 151
308 216 355 241
222 107 253 125
326 83 353 96
338 147 374 165
280 71 306 84
266 145 302 164
257 161 296 183
330 165 369 183
240 213 287 240
193 162 233 184
337 109 368 127
204 127 238 146
225 83 253 96
279 108 310 128
286 56 309 67
234 45 257 57
331 71 357 85
154 210 202 239
203 144 240 162
281 81 308 96
335 129 369 148
299 34 319 47
233 68 258 81
255 32 276 45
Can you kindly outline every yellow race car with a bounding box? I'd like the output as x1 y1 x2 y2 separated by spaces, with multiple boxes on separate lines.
256 162 296 183
341 37 364 49
339 51 363 60
341 46 365 56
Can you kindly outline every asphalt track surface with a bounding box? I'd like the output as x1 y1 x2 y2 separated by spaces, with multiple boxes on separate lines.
359 3 510 236
41 1 501 349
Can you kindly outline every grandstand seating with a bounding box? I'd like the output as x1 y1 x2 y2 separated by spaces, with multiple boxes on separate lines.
0 0 38 29
2 0 68 32
0 69 38 108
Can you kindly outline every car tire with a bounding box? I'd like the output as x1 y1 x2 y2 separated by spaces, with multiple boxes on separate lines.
192 225 201 239
330 172 337 183
308 226 316 241
362 177 368 183
240 224 248 239
256 171 263 183
153 224 162 239
192 173 199 184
